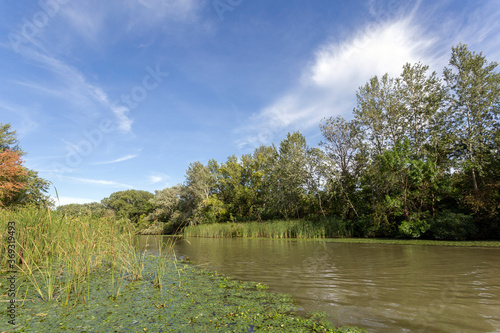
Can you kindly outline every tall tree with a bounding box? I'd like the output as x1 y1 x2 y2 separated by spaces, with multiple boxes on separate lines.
353 74 402 155
276 132 309 219
444 43 500 193
397 62 446 157
180 161 216 225
319 116 361 218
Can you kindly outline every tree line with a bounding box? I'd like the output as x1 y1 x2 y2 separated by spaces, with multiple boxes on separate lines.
10 43 499 240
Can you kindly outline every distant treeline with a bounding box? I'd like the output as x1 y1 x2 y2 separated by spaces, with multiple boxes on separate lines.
58 44 500 240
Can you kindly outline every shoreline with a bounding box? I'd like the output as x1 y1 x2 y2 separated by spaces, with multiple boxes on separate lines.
2 256 365 332
181 221 500 247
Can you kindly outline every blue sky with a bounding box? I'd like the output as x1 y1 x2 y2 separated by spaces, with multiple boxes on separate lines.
1 0 499 206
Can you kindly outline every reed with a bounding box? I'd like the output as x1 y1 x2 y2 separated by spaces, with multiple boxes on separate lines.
183 218 351 238
0 205 141 304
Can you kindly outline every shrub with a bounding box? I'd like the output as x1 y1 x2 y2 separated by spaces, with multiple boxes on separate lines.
426 210 476 240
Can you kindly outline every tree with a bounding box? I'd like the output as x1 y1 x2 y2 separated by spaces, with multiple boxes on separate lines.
275 132 309 219
251 144 279 219
444 43 500 193
57 202 111 218
319 116 361 218
9 169 52 207
0 149 27 205
353 74 401 155
303 147 328 217
147 186 181 222
397 63 446 158
0 123 23 153
101 190 154 224
179 161 216 225
0 123 51 207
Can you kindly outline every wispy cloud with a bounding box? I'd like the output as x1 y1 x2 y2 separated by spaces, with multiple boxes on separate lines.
93 154 138 165
65 176 134 189
61 0 204 41
14 48 133 132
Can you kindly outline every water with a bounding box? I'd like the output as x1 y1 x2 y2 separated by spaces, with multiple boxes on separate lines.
136 236 500 332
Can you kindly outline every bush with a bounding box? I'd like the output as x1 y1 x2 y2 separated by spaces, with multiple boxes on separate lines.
426 210 476 240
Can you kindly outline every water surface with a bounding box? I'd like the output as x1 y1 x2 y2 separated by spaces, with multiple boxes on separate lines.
137 236 500 332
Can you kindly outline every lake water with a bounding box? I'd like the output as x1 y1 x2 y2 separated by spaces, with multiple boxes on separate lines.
136 236 500 332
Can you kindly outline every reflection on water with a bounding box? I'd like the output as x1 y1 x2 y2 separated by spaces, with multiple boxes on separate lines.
136 236 500 333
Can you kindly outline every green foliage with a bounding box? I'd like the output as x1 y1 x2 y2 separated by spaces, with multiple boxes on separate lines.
8 169 53 207
427 210 476 240
0 122 23 153
101 189 154 224
147 185 181 222
57 202 111 218
399 216 431 238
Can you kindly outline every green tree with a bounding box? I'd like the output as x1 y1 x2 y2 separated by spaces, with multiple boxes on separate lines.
9 169 52 207
444 43 500 193
319 116 361 218
397 63 446 158
101 190 154 224
179 161 216 225
275 132 309 219
147 186 181 222
0 123 23 153
251 144 279 219
57 202 110 218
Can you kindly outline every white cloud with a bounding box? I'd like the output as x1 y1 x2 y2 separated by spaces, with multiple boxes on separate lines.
148 173 170 185
236 18 435 148
94 154 138 165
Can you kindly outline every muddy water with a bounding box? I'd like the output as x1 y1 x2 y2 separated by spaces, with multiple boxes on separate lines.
137 236 500 332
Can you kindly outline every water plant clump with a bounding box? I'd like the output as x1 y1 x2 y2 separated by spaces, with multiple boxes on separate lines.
3 257 366 332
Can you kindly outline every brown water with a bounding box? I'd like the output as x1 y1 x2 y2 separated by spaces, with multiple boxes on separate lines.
137 236 500 332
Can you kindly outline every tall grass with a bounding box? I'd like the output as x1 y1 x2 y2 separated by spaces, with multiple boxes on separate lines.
0 206 150 305
183 218 352 238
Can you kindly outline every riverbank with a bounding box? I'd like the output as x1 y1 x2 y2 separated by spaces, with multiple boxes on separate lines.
183 221 500 247
2 256 365 332
183 220 344 239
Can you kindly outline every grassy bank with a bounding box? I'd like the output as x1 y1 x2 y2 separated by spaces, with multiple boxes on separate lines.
321 238 500 247
183 219 349 239
183 220 500 247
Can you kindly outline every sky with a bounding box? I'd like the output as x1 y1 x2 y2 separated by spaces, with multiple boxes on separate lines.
1 0 499 206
